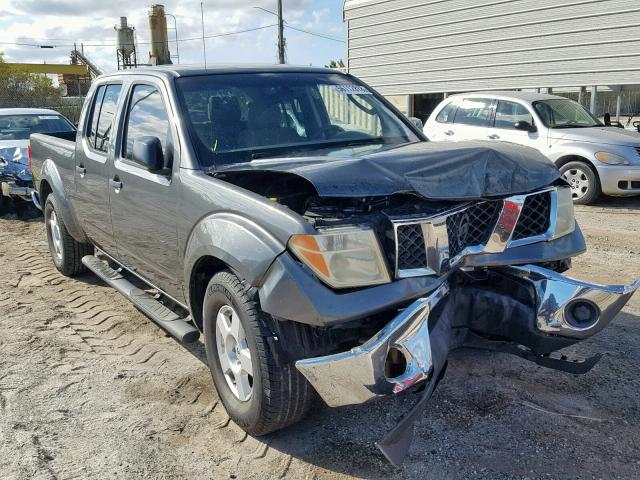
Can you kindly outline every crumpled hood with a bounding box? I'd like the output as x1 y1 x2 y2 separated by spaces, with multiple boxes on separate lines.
0 140 31 181
216 141 560 201
550 126 640 146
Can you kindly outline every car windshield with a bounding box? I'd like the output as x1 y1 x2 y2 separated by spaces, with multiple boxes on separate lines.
0 114 75 141
176 72 421 167
533 99 602 129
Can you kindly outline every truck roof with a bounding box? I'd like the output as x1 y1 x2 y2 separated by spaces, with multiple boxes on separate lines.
98 64 340 80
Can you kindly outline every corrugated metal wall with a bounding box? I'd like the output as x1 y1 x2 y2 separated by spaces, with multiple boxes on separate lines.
344 0 640 95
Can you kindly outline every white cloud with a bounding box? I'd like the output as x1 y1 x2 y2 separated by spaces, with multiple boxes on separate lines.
0 0 345 72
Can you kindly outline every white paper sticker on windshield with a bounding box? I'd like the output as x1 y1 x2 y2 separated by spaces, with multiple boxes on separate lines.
38 115 59 120
331 85 373 95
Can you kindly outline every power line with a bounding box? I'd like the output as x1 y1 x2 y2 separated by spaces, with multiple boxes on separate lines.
0 24 278 49
285 25 345 43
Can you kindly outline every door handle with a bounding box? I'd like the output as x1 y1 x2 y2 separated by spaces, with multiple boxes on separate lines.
76 165 86 178
444 130 454 136
488 134 500 140
109 178 123 192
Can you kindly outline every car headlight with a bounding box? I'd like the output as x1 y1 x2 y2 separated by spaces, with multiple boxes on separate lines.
289 228 391 289
552 187 576 239
594 151 629 165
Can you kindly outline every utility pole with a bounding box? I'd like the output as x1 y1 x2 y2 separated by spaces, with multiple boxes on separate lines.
201 2 207 68
277 0 285 64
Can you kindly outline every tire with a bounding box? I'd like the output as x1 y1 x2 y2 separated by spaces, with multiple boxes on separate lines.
44 195 93 276
559 161 601 205
0 193 5 214
203 271 314 436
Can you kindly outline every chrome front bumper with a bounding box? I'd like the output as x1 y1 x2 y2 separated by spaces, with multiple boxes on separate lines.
296 283 449 408
296 266 639 408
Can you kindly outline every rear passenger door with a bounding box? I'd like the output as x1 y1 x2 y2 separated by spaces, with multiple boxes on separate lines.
451 97 494 141
424 98 458 141
109 80 181 297
74 83 122 253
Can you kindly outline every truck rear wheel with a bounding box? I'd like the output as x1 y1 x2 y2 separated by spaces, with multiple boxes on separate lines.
44 195 93 277
202 271 314 436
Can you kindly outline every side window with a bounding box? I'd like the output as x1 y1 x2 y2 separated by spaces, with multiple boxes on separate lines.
123 84 171 165
95 84 122 153
453 98 493 127
494 101 534 129
86 85 105 148
435 101 457 123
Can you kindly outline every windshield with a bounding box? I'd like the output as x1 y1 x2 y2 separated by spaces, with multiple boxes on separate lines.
176 72 421 167
533 99 602 129
0 114 75 141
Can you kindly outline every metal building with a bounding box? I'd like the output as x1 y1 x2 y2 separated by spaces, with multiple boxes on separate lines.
344 0 640 121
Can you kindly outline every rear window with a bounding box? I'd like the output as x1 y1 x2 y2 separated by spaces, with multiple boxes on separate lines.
0 114 75 141
453 98 493 127
435 101 457 123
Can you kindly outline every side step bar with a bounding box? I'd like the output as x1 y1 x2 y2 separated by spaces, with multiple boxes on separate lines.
82 255 200 343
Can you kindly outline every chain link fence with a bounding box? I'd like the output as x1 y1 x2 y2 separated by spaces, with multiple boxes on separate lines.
0 90 86 125
555 89 640 127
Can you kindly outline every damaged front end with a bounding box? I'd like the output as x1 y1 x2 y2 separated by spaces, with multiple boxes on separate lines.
296 266 638 465
0 145 33 202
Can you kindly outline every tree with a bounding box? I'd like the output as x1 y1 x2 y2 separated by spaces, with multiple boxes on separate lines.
0 53 63 108
326 59 346 70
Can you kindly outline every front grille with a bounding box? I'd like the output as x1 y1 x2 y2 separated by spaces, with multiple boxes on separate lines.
393 190 553 277
512 192 551 240
396 223 427 270
634 146 640 158
446 201 501 258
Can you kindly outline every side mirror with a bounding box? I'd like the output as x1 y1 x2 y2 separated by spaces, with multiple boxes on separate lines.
132 136 164 171
514 121 537 133
409 116 423 129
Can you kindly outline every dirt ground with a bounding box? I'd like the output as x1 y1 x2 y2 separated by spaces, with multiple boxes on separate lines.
0 197 638 480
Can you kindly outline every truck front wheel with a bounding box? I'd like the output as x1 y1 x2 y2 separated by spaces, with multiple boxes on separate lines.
44 195 93 276
202 271 314 436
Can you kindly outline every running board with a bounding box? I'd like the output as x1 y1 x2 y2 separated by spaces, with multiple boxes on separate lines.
81 255 200 343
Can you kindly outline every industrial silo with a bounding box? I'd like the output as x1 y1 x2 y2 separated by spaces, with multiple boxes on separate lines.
148 4 172 65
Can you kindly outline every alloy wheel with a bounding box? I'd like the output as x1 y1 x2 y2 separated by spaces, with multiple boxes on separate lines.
49 210 63 261
562 168 590 200
215 304 253 402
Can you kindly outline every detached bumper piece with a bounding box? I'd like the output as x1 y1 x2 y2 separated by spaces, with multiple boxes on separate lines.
510 265 640 339
295 266 638 466
1 180 33 200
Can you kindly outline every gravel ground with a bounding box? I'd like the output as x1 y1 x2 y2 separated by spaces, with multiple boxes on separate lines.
0 197 638 480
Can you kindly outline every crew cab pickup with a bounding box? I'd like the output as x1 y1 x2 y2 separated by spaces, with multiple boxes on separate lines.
29 65 639 465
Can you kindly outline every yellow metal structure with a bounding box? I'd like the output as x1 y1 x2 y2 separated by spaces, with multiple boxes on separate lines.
1 63 89 75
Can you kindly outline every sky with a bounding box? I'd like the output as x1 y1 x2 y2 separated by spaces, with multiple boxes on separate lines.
0 0 346 73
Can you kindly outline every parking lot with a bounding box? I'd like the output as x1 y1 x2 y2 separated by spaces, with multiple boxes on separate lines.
0 198 638 480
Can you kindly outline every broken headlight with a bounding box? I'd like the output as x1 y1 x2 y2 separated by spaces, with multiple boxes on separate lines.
551 187 576 239
289 228 391 289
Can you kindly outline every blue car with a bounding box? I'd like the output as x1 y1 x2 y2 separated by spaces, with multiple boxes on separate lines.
0 108 75 211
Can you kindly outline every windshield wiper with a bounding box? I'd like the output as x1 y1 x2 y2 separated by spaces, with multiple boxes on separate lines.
249 137 391 160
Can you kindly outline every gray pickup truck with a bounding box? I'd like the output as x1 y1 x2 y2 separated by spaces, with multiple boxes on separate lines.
30 65 638 465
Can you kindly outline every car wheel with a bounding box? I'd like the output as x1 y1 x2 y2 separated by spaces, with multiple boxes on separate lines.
203 271 314 436
560 161 601 205
44 195 93 276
